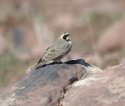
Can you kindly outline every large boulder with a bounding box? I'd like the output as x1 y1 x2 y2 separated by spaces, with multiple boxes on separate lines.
0 59 88 106
2 58 125 106
61 61 125 106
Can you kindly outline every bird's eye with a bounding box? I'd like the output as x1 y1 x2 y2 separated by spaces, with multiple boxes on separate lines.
63 35 70 41
63 35 67 40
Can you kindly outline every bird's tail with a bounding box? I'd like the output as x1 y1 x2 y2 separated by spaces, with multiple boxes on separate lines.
31 62 44 70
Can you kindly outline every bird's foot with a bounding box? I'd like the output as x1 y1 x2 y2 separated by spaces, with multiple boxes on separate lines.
53 61 63 64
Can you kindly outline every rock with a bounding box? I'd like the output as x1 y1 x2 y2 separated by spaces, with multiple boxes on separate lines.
2 57 125 106
97 20 125 53
5 57 125 106
85 54 104 68
61 61 125 106
0 59 89 106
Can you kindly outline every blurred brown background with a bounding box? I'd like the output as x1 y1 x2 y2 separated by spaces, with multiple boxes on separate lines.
0 0 125 88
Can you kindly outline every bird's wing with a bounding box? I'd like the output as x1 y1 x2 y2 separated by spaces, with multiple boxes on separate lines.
32 45 63 70
33 46 49 65
43 44 68 60
38 39 71 62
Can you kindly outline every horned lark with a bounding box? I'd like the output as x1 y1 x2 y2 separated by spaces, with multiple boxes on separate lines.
33 32 72 69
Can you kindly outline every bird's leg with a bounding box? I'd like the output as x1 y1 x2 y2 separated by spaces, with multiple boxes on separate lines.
53 59 63 64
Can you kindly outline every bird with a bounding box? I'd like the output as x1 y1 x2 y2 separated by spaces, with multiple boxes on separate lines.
32 32 72 69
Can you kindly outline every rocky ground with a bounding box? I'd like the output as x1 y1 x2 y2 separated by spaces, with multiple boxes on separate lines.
1 58 125 106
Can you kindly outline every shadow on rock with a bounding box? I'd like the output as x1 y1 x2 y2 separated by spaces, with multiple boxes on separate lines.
36 59 92 69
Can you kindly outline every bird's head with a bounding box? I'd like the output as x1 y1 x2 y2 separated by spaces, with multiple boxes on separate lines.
60 32 70 41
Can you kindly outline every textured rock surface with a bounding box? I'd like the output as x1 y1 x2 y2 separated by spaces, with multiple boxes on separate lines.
61 62 125 106
2 58 125 106
0 59 88 106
